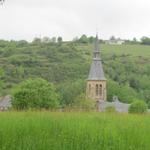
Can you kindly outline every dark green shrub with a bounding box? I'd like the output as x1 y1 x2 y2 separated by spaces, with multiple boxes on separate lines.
129 100 148 114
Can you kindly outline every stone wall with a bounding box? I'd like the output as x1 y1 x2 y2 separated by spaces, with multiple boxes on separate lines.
86 80 106 101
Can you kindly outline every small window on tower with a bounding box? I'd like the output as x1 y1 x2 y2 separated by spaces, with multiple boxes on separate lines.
89 84 91 93
96 84 98 96
99 84 102 96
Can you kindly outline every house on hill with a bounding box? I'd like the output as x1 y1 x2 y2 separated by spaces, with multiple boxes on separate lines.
105 37 125 45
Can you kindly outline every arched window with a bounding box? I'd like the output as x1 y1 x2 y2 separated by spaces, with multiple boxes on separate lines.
96 84 98 96
99 84 102 96
89 84 91 94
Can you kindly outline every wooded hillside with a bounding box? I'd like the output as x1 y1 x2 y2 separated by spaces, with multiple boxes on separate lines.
0 40 150 106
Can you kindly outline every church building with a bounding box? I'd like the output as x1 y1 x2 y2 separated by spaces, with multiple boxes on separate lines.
86 34 107 103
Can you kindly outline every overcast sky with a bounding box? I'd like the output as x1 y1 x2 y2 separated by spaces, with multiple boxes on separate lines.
0 0 150 41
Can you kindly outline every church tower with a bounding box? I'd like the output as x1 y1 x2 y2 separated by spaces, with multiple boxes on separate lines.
86 34 107 102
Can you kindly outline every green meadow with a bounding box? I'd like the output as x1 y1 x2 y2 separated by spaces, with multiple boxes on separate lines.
0 112 150 150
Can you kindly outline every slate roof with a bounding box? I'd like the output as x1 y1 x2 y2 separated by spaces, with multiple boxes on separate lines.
88 59 106 80
88 34 106 80
99 100 130 112
0 96 11 110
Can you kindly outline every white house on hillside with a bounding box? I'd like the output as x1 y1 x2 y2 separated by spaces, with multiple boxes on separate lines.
105 37 125 45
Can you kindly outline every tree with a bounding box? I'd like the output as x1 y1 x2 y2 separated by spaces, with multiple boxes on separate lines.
107 79 138 103
32 37 41 44
88 36 94 43
129 100 148 114
79 34 88 43
42 37 50 43
58 80 85 106
107 80 120 101
51 37 56 43
12 78 59 110
73 93 95 110
110 36 116 41
118 85 138 103
129 77 140 90
57 37 63 43
17 40 28 47
141 36 150 45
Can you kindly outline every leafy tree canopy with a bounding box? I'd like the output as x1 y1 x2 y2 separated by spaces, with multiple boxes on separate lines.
12 78 60 110
0 37 149 106
129 100 148 114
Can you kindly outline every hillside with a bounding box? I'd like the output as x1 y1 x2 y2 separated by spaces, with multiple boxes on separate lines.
0 41 150 106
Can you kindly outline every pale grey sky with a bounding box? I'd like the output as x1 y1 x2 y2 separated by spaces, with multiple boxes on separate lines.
0 0 150 41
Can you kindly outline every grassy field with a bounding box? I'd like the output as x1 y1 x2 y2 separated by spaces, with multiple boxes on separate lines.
0 112 150 150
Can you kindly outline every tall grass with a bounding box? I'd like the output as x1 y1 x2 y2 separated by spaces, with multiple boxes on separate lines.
0 112 150 150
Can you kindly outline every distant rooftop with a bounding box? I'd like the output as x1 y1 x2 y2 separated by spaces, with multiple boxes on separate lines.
0 96 11 110
99 100 130 112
